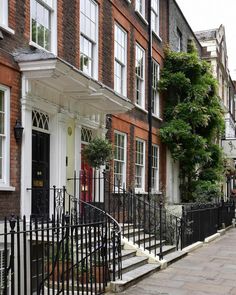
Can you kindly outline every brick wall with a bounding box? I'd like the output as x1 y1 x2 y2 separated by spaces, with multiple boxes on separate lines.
0 50 21 219
169 0 202 54
105 0 168 192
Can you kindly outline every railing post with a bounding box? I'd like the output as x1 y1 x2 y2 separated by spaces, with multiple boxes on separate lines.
9 214 16 295
159 200 163 260
112 229 116 281
53 185 56 218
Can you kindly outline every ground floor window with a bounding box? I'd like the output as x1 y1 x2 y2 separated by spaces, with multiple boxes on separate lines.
0 86 10 187
114 131 127 189
152 144 159 192
135 139 145 191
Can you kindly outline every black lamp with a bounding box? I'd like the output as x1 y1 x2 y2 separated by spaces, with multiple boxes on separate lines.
14 120 24 142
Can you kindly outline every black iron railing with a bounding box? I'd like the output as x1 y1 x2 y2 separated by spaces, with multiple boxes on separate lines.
67 171 182 260
181 200 235 248
1 195 122 294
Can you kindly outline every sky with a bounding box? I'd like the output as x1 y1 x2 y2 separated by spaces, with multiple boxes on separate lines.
176 0 236 80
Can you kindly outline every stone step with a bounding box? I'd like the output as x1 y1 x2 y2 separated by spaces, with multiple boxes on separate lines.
122 227 145 238
148 244 177 257
119 256 148 275
110 249 137 262
139 239 164 251
164 250 188 266
124 232 156 244
110 263 161 293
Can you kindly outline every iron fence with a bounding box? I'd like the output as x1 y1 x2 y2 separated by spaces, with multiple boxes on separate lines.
67 171 182 259
0 200 122 294
181 200 235 248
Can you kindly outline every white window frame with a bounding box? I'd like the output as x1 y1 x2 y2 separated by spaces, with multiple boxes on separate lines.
114 23 127 97
80 0 99 80
0 0 14 34
152 144 159 192
152 59 160 117
135 44 145 109
0 85 12 191
135 0 145 17
114 131 127 190
135 139 145 192
30 0 57 55
151 0 159 37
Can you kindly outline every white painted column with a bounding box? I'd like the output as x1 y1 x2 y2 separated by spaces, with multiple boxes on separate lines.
20 76 32 219
74 119 82 197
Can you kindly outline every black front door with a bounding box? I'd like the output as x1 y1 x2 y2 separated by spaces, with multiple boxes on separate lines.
32 130 50 217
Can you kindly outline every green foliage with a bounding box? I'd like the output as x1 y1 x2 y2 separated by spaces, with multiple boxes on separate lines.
82 137 113 169
159 42 225 202
192 180 222 203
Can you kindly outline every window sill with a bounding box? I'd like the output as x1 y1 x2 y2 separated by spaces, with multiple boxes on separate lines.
135 103 147 113
29 41 52 54
152 114 163 121
0 186 15 192
135 10 148 25
0 24 15 35
151 190 162 195
135 189 148 194
152 31 162 43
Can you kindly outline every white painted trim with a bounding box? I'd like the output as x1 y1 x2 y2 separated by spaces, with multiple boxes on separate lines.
135 0 145 17
0 85 10 188
30 0 57 55
135 43 145 109
114 23 127 98
0 24 14 34
135 10 148 25
114 130 127 190
135 138 145 193
0 186 15 191
151 144 159 193
20 79 33 217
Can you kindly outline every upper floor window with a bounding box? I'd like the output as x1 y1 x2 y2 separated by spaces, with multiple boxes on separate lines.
151 0 159 36
135 44 145 108
0 0 14 34
0 86 10 189
114 23 127 96
152 60 160 117
152 145 159 192
135 139 145 191
114 131 127 189
177 28 183 52
80 0 98 79
31 0 57 53
135 0 145 16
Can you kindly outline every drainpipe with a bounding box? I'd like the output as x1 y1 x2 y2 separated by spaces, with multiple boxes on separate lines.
147 0 153 196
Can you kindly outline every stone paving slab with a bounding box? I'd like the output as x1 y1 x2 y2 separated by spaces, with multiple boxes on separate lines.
108 228 236 295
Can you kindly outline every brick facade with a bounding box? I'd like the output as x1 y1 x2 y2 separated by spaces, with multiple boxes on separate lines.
0 0 169 217
0 49 21 218
106 0 168 192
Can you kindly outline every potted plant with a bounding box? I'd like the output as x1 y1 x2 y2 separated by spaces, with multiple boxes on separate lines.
48 241 73 281
82 137 113 169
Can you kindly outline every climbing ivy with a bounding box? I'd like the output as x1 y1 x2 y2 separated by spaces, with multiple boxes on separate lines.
159 41 225 202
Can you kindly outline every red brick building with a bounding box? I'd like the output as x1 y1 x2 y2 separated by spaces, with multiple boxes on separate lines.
0 0 168 219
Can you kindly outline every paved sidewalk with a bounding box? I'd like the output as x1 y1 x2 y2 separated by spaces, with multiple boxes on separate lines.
111 228 236 295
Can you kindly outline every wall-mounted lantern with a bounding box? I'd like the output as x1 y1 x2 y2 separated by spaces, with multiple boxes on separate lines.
14 120 24 142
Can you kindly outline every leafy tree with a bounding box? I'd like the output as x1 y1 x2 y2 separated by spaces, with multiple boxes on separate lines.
159 41 225 202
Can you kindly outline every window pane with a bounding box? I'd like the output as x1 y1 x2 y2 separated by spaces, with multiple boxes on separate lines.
31 0 51 50
80 0 97 42
0 91 4 112
0 113 4 135
114 133 126 187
